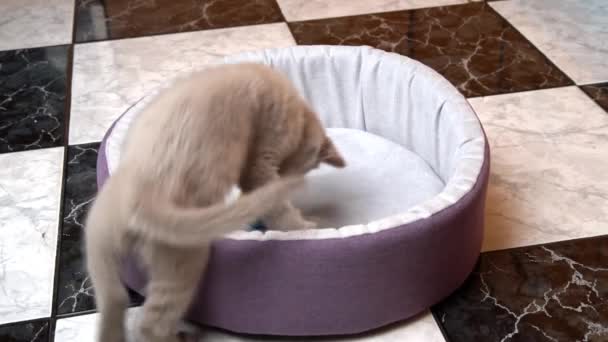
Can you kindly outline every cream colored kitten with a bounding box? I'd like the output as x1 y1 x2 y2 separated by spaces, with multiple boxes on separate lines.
85 63 345 342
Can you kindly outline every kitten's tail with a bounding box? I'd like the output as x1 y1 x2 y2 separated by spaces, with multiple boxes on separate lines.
127 176 303 247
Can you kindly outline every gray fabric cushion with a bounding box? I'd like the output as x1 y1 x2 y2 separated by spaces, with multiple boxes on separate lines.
295 128 444 228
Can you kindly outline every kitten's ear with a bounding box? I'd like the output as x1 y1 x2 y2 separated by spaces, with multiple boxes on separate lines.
320 137 346 168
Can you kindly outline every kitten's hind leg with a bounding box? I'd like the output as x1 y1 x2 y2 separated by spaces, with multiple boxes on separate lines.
85 177 132 342
137 246 208 342
87 243 129 342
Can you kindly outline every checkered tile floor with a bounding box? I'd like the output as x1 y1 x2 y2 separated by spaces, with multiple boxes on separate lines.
1 0 607 341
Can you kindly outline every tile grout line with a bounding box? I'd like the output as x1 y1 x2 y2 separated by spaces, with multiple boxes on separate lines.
0 42 74 54
464 84 576 99
272 0 288 24
578 81 608 87
486 2 576 87
48 1 80 340
73 21 288 46
430 309 453 342
482 233 608 256
47 52 72 342
283 0 479 24
0 317 51 330
579 85 608 116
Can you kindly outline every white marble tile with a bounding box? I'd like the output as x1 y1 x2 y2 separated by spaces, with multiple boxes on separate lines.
197 311 445 342
470 87 608 252
54 309 444 342
55 310 134 342
277 0 470 21
0 147 64 324
55 313 97 342
491 0 608 85
69 23 296 145
56 308 146 342
0 0 74 51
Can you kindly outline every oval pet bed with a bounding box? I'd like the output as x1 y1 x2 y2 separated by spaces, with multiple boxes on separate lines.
96 45 490 336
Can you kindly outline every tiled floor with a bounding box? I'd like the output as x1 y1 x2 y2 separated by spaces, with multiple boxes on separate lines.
0 0 607 341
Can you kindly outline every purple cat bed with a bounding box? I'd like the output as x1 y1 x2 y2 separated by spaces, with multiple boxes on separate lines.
96 46 489 336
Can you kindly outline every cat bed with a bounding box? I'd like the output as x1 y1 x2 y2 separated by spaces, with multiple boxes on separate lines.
96 45 489 336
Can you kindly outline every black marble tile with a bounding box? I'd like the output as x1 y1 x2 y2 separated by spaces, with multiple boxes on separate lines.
55 143 143 315
0 319 49 342
581 83 608 113
433 236 608 342
55 144 99 315
289 2 573 97
0 46 69 154
74 0 284 43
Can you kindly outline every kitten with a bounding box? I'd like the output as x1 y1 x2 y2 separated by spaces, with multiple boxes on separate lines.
85 63 345 342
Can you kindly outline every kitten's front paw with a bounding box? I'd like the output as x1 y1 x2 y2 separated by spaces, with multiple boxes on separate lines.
297 219 318 230
268 214 317 230
99 329 126 342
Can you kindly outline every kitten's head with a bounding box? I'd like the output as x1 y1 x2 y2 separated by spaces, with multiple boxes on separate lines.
279 109 346 176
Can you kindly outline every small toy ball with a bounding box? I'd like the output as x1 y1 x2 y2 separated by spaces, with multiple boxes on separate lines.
249 219 267 232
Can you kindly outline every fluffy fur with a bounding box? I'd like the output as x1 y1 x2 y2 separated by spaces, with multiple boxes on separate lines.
85 63 345 342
